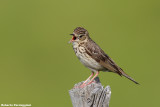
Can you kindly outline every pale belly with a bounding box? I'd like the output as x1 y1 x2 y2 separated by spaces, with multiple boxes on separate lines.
73 42 106 72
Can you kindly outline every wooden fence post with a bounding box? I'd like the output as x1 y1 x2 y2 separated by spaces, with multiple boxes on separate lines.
69 77 111 107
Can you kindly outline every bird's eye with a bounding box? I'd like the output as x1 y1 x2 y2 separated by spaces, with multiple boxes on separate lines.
79 35 83 38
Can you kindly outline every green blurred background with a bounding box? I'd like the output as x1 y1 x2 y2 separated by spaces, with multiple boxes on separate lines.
0 0 159 107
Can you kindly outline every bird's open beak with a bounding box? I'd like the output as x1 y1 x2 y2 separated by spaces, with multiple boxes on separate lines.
69 34 76 43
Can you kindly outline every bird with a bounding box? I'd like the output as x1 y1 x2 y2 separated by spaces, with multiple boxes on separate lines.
69 27 139 88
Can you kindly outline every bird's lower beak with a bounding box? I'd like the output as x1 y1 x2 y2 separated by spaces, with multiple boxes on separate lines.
69 34 76 43
68 36 74 43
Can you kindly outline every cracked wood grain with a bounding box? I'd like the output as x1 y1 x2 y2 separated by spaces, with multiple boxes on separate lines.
69 77 111 107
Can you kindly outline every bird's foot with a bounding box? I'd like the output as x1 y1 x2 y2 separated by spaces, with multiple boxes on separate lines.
86 80 95 85
72 83 86 89
80 83 87 88
80 80 96 88
73 80 96 89
73 82 88 89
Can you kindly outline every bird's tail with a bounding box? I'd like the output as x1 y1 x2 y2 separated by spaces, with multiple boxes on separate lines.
121 71 139 84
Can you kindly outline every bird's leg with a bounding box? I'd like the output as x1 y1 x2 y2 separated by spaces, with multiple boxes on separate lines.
80 72 94 88
83 72 94 84
87 71 99 85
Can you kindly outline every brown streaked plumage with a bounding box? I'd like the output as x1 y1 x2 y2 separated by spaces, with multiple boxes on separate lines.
69 27 139 87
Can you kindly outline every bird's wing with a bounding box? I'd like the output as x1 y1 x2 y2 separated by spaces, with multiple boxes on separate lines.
85 39 123 75
84 39 139 84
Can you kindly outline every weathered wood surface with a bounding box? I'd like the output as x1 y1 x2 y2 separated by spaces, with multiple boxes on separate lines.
69 77 111 107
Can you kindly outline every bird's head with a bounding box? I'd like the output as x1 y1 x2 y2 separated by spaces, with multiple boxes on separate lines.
69 27 89 43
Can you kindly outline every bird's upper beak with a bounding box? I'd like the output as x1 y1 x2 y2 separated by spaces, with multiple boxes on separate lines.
69 34 76 43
